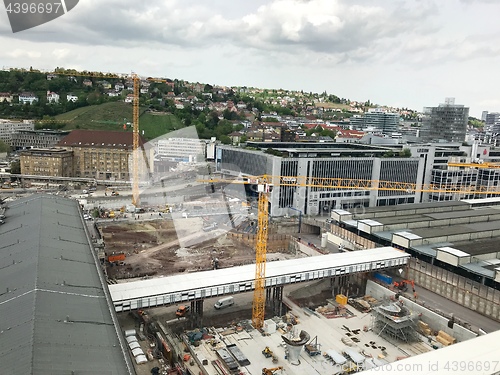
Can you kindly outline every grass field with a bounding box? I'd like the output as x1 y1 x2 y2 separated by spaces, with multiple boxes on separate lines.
314 102 351 110
54 102 183 141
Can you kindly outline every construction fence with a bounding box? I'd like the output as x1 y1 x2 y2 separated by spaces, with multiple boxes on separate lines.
407 258 500 322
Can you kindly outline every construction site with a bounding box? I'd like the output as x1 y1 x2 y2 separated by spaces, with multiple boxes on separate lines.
95 210 484 375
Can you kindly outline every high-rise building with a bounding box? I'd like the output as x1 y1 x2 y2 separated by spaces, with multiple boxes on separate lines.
349 108 399 135
481 111 489 122
420 98 469 143
485 112 500 135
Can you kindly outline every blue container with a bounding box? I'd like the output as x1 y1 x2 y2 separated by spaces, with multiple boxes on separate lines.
374 272 393 285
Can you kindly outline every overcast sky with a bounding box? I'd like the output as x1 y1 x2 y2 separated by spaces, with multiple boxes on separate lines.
1 0 499 117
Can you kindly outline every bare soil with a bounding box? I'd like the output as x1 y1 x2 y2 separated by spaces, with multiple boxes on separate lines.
101 219 290 280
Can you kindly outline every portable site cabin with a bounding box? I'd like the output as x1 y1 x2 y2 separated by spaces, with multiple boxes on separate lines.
343 347 365 364
326 349 347 365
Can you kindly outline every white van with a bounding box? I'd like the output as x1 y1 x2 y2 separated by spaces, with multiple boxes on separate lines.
214 296 234 309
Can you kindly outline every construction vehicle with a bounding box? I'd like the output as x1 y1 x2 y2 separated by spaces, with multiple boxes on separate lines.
262 347 279 363
262 367 283 375
199 174 500 330
305 336 321 356
175 305 190 317
393 279 415 293
262 347 273 358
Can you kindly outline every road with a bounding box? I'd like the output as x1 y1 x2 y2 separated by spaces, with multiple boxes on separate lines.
411 285 499 333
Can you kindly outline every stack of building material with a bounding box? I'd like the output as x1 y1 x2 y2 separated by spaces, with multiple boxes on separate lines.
417 321 432 336
435 330 456 346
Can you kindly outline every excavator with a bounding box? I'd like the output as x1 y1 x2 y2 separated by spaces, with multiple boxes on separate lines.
262 367 283 375
393 279 415 293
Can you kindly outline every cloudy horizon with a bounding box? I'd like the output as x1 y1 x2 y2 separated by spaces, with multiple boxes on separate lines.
1 0 499 117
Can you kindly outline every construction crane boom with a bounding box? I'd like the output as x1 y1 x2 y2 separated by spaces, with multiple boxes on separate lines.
448 161 500 169
200 174 500 329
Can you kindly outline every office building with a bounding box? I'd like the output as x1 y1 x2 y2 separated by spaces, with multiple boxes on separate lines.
20 148 74 177
349 108 400 135
156 137 205 162
420 98 469 143
216 144 424 216
0 119 34 144
11 129 70 150
57 130 146 181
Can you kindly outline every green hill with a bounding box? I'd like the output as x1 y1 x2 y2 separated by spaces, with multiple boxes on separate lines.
53 102 183 141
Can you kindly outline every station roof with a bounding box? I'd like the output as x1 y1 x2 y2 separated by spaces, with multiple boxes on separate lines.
0 195 132 375
360 201 469 214
340 200 500 280
359 330 500 374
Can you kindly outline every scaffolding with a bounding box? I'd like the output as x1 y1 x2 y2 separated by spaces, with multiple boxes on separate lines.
372 301 419 343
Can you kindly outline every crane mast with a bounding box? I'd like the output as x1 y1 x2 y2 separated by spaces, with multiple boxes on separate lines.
252 190 269 330
132 73 140 206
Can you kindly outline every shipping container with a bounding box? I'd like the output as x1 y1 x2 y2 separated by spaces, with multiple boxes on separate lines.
108 253 126 262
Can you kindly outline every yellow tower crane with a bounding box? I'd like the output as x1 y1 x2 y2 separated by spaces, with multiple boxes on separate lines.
7 67 168 207
131 73 140 206
131 76 170 206
201 174 500 330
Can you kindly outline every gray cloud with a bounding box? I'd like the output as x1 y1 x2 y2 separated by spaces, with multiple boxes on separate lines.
2 0 439 61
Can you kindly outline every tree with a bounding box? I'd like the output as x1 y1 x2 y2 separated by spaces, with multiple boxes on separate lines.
0 139 10 153
10 160 20 174
219 135 231 144
398 148 412 157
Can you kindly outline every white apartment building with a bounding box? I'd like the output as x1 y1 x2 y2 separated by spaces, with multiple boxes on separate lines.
18 92 38 105
66 94 78 102
46 91 60 104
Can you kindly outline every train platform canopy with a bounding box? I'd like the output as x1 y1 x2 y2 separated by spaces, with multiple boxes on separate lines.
109 246 409 312
0 194 132 375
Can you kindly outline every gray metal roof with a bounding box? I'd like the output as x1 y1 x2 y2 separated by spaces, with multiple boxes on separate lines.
447 238 500 256
410 220 500 238
0 195 133 375
360 201 469 214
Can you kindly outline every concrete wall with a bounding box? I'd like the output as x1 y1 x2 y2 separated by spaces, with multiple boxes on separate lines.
326 232 356 251
407 258 500 322
226 232 291 253
365 280 477 342
293 239 326 256
328 225 378 250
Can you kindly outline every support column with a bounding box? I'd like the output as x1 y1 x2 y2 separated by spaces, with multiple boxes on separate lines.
266 288 272 306
190 300 204 328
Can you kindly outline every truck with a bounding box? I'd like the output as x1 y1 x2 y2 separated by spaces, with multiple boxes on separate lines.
175 305 190 317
